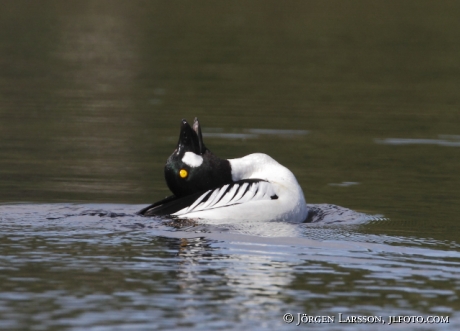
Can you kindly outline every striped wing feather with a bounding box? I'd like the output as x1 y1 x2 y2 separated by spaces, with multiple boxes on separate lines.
173 179 278 216
138 179 278 217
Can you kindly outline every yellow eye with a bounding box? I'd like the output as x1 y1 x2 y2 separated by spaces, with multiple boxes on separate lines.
179 169 188 178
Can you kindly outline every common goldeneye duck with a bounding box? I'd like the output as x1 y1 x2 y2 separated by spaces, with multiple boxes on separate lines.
138 118 308 223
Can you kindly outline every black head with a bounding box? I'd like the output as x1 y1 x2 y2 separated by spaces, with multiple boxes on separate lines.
164 118 233 197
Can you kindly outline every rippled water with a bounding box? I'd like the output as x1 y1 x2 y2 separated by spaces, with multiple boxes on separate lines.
1 204 459 330
1 1 460 330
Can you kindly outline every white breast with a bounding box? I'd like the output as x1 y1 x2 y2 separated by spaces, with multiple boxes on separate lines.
173 153 308 223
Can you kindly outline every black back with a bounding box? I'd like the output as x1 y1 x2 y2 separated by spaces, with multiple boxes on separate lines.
137 191 207 216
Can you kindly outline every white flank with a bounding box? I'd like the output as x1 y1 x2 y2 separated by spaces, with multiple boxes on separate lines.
182 152 204 167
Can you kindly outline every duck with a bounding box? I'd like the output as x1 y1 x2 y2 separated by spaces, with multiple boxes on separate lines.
138 118 308 223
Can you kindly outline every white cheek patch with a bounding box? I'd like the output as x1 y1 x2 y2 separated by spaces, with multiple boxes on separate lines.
182 152 204 168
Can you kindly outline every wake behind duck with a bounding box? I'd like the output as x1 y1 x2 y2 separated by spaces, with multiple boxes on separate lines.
138 118 376 224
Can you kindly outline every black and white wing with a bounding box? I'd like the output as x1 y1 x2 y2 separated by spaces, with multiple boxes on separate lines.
173 179 278 216
138 179 278 217
137 191 205 216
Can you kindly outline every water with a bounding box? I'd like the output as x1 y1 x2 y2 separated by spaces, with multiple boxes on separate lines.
1 204 459 330
1 1 460 330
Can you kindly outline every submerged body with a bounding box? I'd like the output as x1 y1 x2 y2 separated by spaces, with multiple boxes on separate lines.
139 118 308 223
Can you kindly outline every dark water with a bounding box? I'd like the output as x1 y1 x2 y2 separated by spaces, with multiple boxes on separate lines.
1 1 460 330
